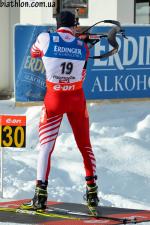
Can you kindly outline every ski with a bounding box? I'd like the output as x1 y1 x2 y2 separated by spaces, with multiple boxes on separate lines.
0 207 80 220
0 200 150 224
0 206 138 224
2 204 150 224
47 206 137 224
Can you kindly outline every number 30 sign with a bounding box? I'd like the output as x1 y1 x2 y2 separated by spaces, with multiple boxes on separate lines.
0 115 26 148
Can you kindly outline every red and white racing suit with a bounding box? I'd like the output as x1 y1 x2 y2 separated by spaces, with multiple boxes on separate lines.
31 27 97 185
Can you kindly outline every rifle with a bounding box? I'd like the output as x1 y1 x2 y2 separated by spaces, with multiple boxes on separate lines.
75 8 127 59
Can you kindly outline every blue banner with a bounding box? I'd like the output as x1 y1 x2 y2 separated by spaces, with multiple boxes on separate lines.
14 25 150 102
15 25 56 102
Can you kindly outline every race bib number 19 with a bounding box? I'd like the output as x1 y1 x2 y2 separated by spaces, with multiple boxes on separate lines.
0 115 26 148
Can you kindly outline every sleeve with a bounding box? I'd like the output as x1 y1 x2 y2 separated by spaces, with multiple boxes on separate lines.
30 32 50 58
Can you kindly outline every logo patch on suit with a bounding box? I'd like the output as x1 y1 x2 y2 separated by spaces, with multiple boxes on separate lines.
53 36 59 42
77 40 83 46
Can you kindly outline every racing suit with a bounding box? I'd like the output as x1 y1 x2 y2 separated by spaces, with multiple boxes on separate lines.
31 27 97 185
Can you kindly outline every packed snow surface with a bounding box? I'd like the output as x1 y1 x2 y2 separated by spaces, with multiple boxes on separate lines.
0 99 150 224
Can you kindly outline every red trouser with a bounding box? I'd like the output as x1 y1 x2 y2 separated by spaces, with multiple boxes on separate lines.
37 89 96 184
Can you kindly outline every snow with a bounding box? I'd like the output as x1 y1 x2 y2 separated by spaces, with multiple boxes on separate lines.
0 98 150 224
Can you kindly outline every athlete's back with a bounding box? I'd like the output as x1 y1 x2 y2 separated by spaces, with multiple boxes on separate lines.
31 28 89 92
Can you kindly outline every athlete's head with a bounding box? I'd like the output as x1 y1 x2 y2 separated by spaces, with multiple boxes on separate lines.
56 11 76 29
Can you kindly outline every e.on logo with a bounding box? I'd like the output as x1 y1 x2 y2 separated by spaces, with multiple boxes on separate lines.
0 115 26 126
53 84 75 91
6 119 22 124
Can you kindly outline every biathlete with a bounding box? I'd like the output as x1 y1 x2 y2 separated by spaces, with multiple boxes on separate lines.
22 10 99 215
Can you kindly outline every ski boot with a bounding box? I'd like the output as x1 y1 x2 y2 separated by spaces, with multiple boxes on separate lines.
20 181 48 211
84 176 99 216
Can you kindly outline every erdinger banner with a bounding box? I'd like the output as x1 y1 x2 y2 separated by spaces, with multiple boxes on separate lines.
15 25 55 102
14 25 150 102
85 25 150 99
